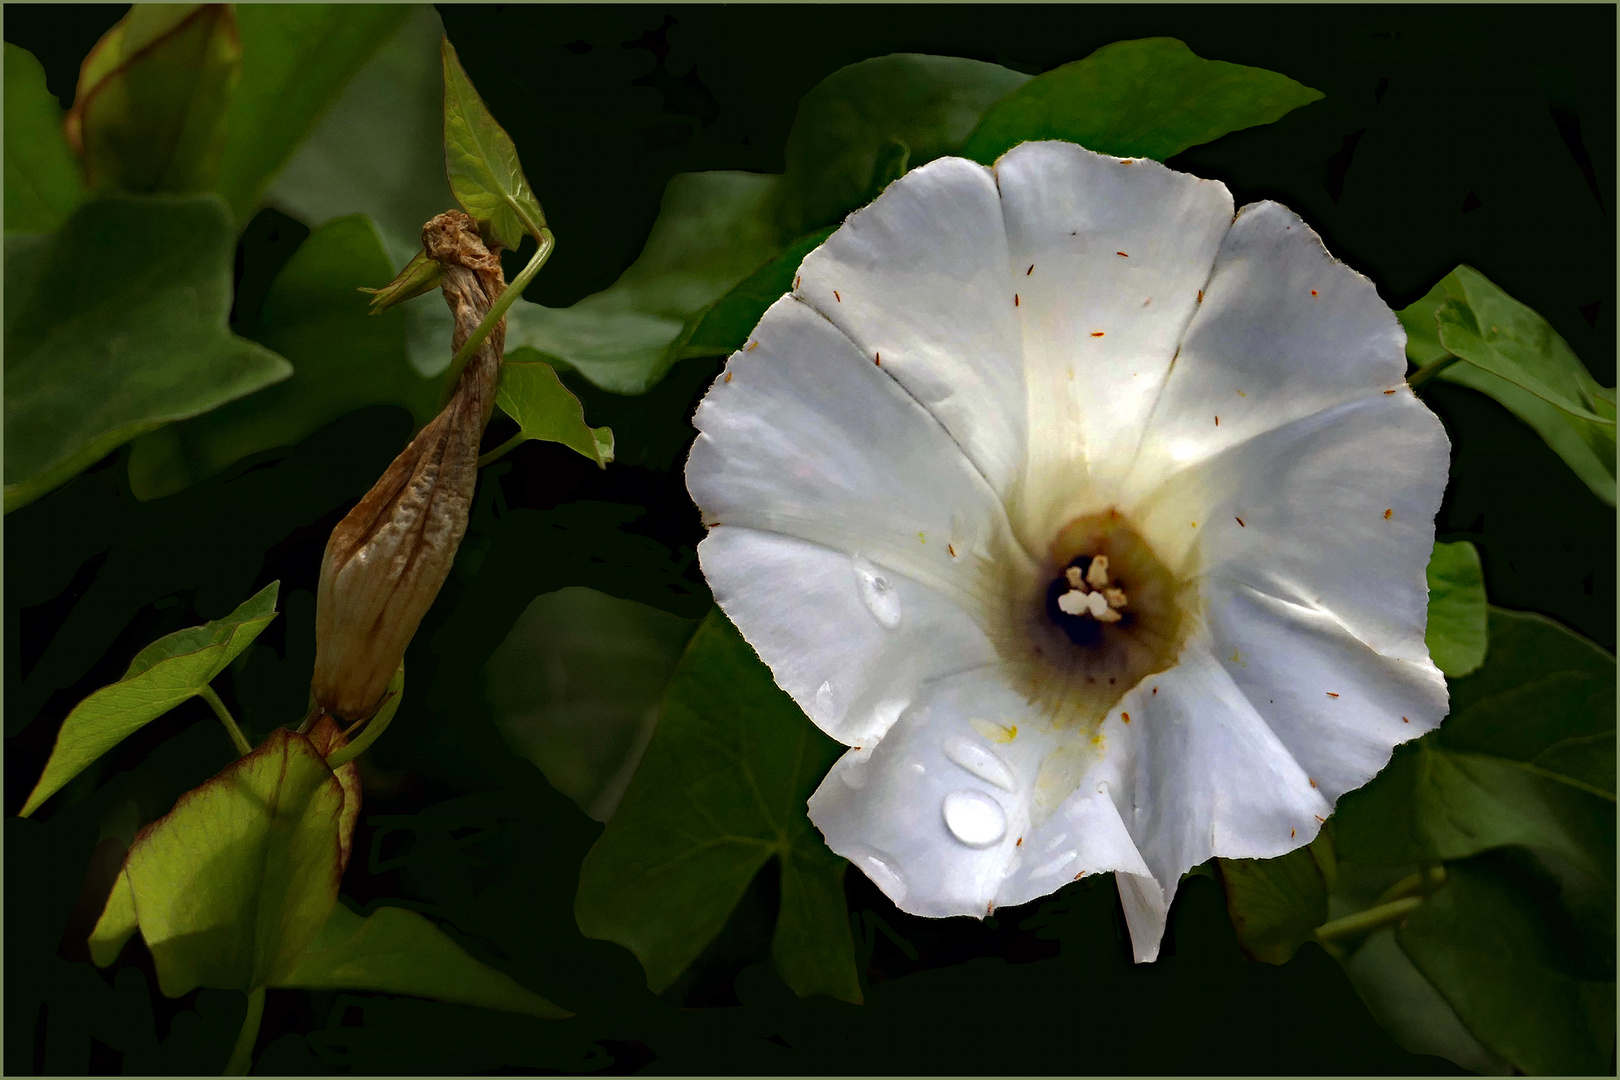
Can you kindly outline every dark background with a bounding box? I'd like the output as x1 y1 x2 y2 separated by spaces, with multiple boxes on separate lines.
5 4 1613 1074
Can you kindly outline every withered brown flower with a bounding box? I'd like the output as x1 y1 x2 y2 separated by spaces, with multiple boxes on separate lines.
311 211 506 721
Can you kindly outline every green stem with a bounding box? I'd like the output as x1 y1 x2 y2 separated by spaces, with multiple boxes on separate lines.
477 431 526 469
1371 865 1447 908
1313 895 1425 943
1407 353 1460 390
445 228 554 385
222 986 265 1076
200 685 252 757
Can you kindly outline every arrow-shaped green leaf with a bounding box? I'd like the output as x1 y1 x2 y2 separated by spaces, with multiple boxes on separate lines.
440 37 544 249
20 582 280 817
493 353 613 468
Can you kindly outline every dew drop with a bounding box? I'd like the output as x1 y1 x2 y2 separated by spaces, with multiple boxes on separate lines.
941 734 1017 792
852 555 903 629
942 789 1007 848
839 745 874 789
814 680 836 716
848 846 908 906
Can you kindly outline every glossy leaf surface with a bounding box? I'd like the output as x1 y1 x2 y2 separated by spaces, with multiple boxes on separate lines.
494 352 614 468
1425 540 1487 678
440 38 544 248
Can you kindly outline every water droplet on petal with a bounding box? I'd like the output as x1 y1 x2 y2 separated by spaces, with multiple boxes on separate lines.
839 745 874 789
941 734 1018 792
852 555 903 629
848 846 908 906
942 789 1007 847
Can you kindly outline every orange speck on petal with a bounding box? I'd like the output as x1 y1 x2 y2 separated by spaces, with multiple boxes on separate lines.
1015 294 1021 307
745 340 759 352
1026 264 1034 275
1214 415 1220 426
1091 331 1105 337
1384 388 1397 395
1384 508 1394 519
793 275 801 289
1291 828 1296 838
833 290 841 302
1235 516 1245 527
1309 778 1318 788
1117 251 1129 257
1197 289 1204 303
1152 687 1158 695
1121 711 1131 724
1402 716 1411 723
724 371 733 383
1310 289 1319 297
948 543 957 557
874 352 881 365
1326 692 1340 698
1314 815 1326 823
1016 836 1023 846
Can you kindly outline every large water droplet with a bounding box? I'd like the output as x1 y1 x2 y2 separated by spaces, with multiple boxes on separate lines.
941 734 1017 792
839 746 874 789
847 846 908 906
942 789 1007 848
852 555 903 629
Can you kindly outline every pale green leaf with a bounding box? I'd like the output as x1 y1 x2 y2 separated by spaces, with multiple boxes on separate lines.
215 5 411 221
4 43 87 232
68 4 242 194
494 353 613 468
88 721 356 995
440 38 544 249
575 610 860 1002
961 37 1323 164
1399 267 1616 505
1217 835 1332 964
361 250 444 314
3 194 292 512
20 582 279 817
1425 540 1487 678
276 901 567 1019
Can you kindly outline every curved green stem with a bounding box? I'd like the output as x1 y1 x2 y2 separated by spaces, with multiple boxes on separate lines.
1371 864 1447 908
200 685 252 757
445 228 554 385
477 431 526 469
223 986 265 1076
1313 895 1425 943
1407 353 1460 390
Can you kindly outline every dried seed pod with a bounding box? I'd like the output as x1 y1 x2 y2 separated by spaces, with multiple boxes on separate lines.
311 211 506 721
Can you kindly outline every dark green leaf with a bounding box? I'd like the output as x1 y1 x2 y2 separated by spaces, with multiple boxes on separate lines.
575 610 860 1002
681 227 836 360
494 353 614 468
487 587 699 822
126 213 442 499
67 4 242 193
89 721 359 996
215 5 411 221
440 38 545 249
1335 609 1615 879
1397 858 1611 1075
3 194 292 512
4 43 87 232
20 582 279 817
275 901 567 1019
1399 267 1617 505
775 54 1030 235
961 37 1323 165
1425 541 1486 677
1218 836 1332 964
361 250 443 314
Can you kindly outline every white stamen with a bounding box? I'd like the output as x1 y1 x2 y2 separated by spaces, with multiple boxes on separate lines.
1104 587 1128 609
1065 565 1086 590
1057 589 1090 616
1086 555 1111 589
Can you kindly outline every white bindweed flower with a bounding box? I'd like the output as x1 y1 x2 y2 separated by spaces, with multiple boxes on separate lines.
685 142 1449 962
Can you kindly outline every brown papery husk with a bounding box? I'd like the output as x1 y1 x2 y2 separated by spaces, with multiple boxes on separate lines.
311 211 506 721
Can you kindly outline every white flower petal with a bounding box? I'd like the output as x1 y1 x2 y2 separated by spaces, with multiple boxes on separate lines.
993 141 1234 540
697 526 998 745
1118 639 1333 891
1128 200 1413 494
686 294 1019 613
809 666 1051 917
1133 393 1448 661
1198 577 1447 802
795 157 1027 499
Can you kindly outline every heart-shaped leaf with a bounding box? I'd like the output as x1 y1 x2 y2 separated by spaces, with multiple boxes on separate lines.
961 37 1323 165
493 353 613 468
20 583 280 817
440 38 544 249
89 718 360 996
3 194 292 512
576 609 860 1002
